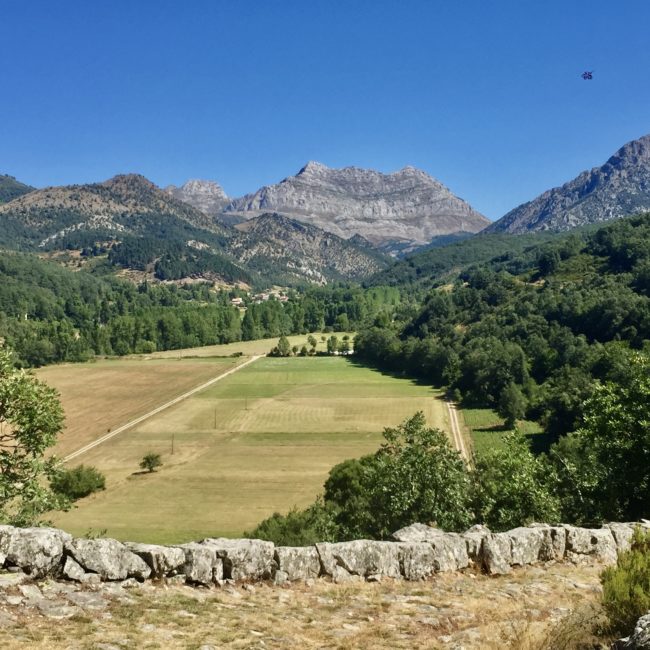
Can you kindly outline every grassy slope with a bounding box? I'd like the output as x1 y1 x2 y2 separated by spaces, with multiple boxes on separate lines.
49 356 448 543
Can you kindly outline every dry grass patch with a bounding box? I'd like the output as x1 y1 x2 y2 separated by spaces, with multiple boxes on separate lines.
49 357 449 542
0 563 606 649
38 357 241 457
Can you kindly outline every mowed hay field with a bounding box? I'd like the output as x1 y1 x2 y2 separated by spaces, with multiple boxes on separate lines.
50 356 449 544
37 357 243 457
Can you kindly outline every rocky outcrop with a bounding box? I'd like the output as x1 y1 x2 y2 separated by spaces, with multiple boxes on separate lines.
225 162 489 254
229 212 388 283
487 134 650 234
0 526 71 578
616 612 650 650
200 538 275 581
0 521 644 588
65 538 151 581
275 546 321 582
164 179 230 217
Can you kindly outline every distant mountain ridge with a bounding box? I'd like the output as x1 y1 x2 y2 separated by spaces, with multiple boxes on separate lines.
223 161 489 254
487 134 650 234
0 174 34 204
0 173 228 244
231 212 388 284
0 174 386 286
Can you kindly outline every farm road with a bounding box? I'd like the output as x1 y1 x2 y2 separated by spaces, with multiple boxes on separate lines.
446 399 470 463
63 355 263 463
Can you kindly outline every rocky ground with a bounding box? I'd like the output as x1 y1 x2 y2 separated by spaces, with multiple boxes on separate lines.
0 562 609 649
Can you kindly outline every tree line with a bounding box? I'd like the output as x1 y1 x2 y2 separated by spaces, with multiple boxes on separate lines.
355 213 650 444
0 251 403 367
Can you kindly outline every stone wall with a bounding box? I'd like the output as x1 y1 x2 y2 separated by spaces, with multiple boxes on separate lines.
0 521 647 588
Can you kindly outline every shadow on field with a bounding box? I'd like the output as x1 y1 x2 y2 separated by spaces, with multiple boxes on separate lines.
343 357 438 389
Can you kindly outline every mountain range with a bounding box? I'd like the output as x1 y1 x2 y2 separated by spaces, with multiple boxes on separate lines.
0 173 387 286
2 133 650 286
222 162 489 254
488 134 650 233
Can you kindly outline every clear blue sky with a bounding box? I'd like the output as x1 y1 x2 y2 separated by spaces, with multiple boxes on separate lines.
1 1 649 220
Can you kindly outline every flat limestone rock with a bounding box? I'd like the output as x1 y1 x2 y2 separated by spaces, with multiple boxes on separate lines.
125 542 185 579
66 538 151 581
0 526 71 578
430 534 470 572
316 540 401 579
508 527 545 566
398 542 437 580
275 546 321 581
563 526 617 564
462 525 491 562
177 543 221 585
200 538 275 581
481 533 512 575
606 523 636 553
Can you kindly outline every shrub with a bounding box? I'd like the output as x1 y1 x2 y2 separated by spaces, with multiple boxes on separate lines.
139 453 162 473
601 528 650 635
246 498 339 546
51 465 106 501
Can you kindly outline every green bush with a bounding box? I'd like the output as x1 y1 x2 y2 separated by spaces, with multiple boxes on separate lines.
601 528 650 635
246 498 339 546
139 452 162 473
51 465 106 501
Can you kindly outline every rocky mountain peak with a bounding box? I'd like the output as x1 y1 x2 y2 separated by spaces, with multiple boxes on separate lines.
102 174 157 192
297 161 328 176
225 163 488 253
487 133 650 234
165 179 229 216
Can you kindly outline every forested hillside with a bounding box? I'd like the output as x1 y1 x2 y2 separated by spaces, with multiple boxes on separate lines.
356 213 650 442
251 214 650 546
0 174 34 203
0 252 401 367
368 231 559 287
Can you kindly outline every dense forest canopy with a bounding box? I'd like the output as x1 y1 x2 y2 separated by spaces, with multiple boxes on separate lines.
356 212 650 443
0 251 402 366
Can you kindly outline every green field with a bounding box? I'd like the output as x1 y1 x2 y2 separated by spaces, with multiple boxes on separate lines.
461 407 545 457
144 332 356 359
50 356 449 543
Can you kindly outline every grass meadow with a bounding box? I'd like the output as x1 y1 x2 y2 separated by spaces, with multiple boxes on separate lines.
48 355 449 543
460 407 546 457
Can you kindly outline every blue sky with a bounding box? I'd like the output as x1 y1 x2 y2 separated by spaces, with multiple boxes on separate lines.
1 1 649 220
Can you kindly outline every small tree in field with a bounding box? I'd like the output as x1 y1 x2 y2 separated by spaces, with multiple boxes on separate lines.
140 453 162 473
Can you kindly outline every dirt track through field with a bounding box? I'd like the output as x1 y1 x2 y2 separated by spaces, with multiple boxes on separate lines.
63 355 263 463
446 399 470 462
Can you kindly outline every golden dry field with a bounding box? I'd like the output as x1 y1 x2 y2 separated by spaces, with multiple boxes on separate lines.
45 354 449 543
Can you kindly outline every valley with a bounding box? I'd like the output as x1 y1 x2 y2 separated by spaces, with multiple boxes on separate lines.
44 346 453 543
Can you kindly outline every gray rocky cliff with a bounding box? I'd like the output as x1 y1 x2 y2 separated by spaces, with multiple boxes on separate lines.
225 162 489 254
165 179 230 216
488 134 650 234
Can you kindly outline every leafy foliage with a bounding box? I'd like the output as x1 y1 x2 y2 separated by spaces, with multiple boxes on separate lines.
51 465 106 501
139 453 162 473
356 213 650 444
245 498 339 546
472 431 561 531
0 345 68 524
250 413 473 543
601 528 650 635
550 353 650 523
